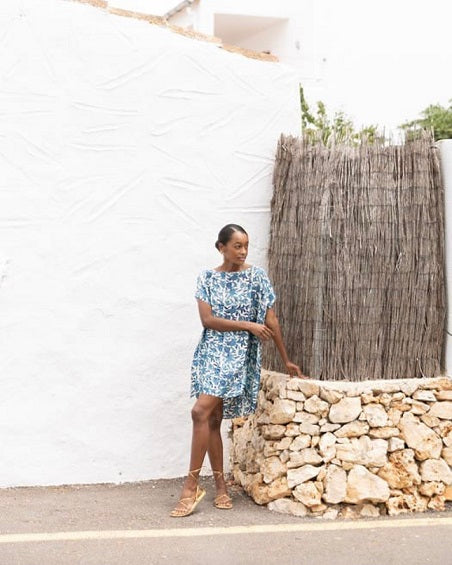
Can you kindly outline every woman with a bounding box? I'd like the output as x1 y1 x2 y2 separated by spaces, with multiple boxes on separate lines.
170 224 306 517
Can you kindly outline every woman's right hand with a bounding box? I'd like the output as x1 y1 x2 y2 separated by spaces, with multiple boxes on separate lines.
247 322 274 341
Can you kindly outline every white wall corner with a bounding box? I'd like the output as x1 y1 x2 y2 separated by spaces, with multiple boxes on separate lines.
438 139 452 377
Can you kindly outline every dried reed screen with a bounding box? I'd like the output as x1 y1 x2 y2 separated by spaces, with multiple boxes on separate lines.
263 135 445 381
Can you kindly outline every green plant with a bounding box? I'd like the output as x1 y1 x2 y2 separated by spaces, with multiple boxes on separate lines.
399 100 452 141
299 85 380 145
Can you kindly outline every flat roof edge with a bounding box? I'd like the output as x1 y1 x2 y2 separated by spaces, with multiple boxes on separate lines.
69 0 279 63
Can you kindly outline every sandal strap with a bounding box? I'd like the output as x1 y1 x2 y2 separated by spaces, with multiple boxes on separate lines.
173 487 203 511
215 493 231 502
188 468 202 480
174 498 192 511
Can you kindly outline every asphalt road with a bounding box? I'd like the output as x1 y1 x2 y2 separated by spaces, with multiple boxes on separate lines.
0 477 451 565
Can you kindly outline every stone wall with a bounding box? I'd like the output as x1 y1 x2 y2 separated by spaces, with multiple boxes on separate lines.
230 371 452 519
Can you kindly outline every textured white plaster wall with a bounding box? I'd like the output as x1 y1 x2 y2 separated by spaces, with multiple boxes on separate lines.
0 0 299 487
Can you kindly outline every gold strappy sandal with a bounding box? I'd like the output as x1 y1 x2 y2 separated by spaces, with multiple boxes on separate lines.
170 468 206 518
213 470 233 510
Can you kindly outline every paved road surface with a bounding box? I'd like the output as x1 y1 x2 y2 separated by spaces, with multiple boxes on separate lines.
1 478 451 565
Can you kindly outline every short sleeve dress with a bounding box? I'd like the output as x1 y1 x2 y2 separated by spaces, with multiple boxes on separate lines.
190 265 276 419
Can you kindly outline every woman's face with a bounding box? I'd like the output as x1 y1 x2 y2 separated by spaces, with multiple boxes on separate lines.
219 231 249 266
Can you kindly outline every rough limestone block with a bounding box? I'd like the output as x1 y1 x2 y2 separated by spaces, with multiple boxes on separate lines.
262 456 286 484
264 374 288 394
345 465 390 503
262 424 286 440
359 504 380 517
280 450 290 464
319 388 343 404
444 485 452 501
339 506 361 519
293 412 319 424
287 464 324 488
289 434 311 451
321 508 340 519
286 390 306 402
410 400 431 415
386 490 428 515
298 381 320 398
420 377 452 391
335 436 387 467
292 447 323 466
334 421 370 438
284 422 302 437
299 423 320 435
435 390 452 401
437 421 452 438
400 381 419 396
304 395 329 417
269 398 296 424
287 377 307 391
398 416 442 460
329 397 362 423
293 481 322 507
419 459 452 484
250 483 272 505
319 432 337 454
441 446 452 466
377 449 421 488
267 477 291 500
420 413 440 428
309 503 328 514
267 498 307 517
256 412 270 425
322 464 347 504
428 401 452 420
368 426 400 439
388 408 402 425
273 437 293 451
419 481 446 497
363 403 388 427
263 443 279 458
279 449 290 464
388 437 405 452
412 390 437 402
320 423 341 433
427 495 446 511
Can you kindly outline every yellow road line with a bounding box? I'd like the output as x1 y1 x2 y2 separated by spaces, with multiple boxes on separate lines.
1 516 451 544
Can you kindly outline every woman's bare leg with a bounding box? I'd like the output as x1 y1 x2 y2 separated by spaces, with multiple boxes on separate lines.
172 394 222 512
207 403 228 498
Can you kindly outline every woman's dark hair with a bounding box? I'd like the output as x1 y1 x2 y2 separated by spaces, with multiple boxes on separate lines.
215 224 247 250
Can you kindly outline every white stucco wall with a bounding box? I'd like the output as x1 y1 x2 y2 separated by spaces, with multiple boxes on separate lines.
438 140 452 377
0 0 300 487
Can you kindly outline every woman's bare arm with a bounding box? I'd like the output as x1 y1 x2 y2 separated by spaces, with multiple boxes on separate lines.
197 300 273 340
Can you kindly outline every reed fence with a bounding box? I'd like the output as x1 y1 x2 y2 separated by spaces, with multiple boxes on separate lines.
263 134 446 381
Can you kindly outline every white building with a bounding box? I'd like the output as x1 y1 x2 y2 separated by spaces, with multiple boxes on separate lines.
111 0 327 100
111 0 452 135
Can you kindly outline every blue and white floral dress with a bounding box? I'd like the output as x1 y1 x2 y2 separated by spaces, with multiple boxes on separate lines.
190 265 276 419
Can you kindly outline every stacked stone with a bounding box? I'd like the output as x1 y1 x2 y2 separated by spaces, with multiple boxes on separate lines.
230 371 452 519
